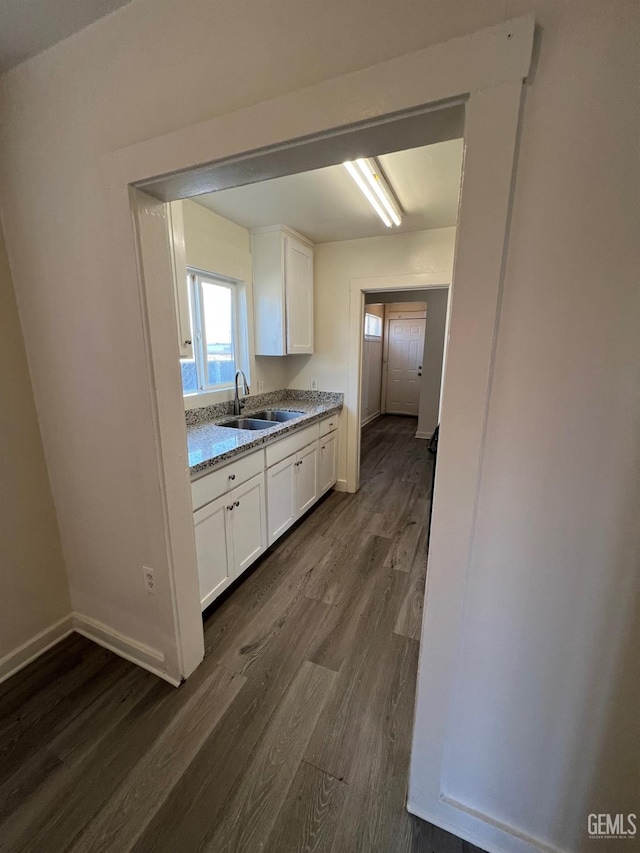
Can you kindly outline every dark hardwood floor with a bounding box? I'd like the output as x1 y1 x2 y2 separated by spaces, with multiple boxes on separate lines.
0 416 484 853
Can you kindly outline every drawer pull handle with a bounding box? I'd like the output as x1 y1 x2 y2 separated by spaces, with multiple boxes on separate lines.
234 501 240 507
321 445 326 450
228 474 236 480
227 505 234 511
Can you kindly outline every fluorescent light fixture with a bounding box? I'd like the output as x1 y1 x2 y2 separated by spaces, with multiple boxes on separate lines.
343 158 402 227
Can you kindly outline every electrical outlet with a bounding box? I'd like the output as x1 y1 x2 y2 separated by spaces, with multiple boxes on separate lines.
143 566 156 594
257 379 264 393
310 378 319 391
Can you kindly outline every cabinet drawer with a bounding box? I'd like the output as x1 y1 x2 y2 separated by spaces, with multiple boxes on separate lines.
319 415 338 437
266 423 320 468
191 450 264 511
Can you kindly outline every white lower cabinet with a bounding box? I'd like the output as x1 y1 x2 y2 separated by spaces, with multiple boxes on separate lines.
267 441 319 545
194 493 233 611
193 416 338 610
318 431 337 494
295 442 318 515
194 472 267 610
266 454 297 545
230 473 268 575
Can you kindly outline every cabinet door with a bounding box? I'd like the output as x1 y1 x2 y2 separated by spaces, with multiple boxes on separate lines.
193 494 233 611
285 236 313 354
317 432 337 495
266 455 297 545
296 442 318 515
229 473 267 577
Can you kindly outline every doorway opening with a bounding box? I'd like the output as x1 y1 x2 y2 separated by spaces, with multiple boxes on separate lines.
359 285 449 510
361 287 449 433
110 19 532 848
142 108 465 625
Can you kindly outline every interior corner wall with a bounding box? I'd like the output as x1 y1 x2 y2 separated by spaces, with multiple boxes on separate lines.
181 200 288 397
0 223 70 678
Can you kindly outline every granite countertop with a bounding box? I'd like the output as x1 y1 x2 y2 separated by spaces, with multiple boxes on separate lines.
186 389 343 477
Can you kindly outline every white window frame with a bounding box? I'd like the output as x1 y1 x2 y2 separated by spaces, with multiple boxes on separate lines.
184 268 239 395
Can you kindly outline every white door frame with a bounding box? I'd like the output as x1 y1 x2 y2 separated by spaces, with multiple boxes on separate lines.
103 17 533 852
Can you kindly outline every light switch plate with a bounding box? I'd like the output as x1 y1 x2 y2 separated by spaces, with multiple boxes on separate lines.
310 378 319 391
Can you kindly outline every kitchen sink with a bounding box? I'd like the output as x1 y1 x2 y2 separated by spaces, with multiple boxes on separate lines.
249 409 304 422
222 417 274 430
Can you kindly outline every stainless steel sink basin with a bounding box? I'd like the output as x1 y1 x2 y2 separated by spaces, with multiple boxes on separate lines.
222 417 274 430
250 409 303 422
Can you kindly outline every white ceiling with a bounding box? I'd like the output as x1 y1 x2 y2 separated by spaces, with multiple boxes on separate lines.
192 138 463 244
0 0 133 74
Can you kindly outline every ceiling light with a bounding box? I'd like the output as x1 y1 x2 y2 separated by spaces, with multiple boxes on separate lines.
343 158 402 227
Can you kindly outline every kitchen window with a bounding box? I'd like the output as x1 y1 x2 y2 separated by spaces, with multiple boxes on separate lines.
181 270 239 395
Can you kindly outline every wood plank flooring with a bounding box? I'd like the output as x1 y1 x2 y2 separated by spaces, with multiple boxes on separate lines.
0 416 485 853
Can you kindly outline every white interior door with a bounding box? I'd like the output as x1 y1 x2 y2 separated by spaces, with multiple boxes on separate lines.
385 318 425 415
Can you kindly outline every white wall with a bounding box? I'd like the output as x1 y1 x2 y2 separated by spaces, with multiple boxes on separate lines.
0 2 637 850
181 200 287 402
0 225 70 680
286 228 456 478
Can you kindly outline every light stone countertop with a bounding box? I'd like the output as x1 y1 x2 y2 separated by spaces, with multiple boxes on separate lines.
186 390 343 477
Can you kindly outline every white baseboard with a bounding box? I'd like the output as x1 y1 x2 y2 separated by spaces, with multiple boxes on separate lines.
333 478 348 493
415 430 433 440
0 612 179 688
72 613 179 686
361 412 380 427
0 615 74 685
406 799 566 853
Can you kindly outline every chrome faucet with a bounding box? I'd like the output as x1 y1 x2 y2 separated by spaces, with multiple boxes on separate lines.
233 370 250 415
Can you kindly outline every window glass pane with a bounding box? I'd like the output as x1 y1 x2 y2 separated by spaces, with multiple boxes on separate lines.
365 312 382 338
180 358 198 394
201 280 235 387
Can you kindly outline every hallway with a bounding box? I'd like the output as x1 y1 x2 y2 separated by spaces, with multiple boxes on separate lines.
0 416 482 852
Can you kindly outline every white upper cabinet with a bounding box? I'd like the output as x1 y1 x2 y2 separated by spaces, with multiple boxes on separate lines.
251 226 314 356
